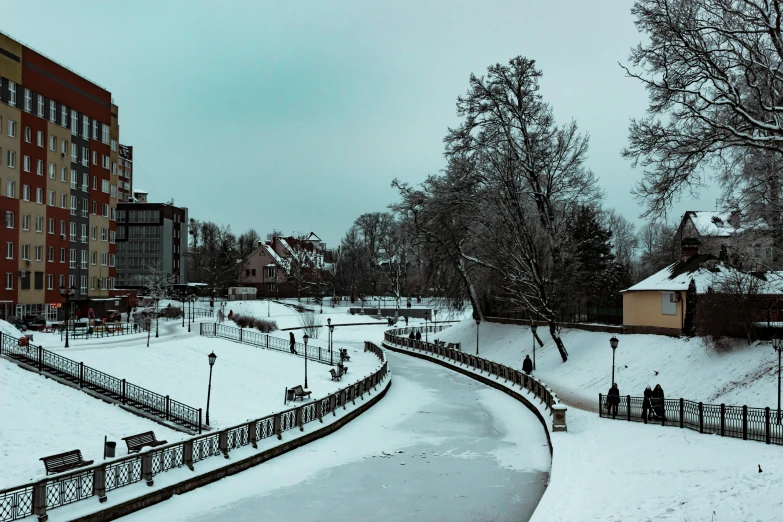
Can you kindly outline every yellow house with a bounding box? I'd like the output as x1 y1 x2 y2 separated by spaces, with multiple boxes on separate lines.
621 253 783 336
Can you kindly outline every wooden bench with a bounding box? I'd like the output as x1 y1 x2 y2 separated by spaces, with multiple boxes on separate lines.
40 449 94 475
291 385 312 401
339 349 351 362
121 431 168 453
329 368 343 381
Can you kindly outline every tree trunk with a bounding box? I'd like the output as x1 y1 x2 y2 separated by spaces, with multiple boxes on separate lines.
547 320 568 362
455 257 483 321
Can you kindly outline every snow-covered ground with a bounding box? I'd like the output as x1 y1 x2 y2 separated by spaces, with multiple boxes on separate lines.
0 320 186 488
435 319 781 411
421 319 783 521
0 315 380 491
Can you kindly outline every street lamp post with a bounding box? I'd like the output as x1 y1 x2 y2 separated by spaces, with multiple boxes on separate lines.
181 292 186 328
610 336 619 386
475 316 481 355
59 285 76 348
531 323 538 370
303 333 309 388
434 309 438 332
774 335 782 424
328 318 335 365
206 351 217 426
424 311 429 343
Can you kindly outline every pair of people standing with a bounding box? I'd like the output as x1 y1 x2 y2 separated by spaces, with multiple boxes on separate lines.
642 384 665 423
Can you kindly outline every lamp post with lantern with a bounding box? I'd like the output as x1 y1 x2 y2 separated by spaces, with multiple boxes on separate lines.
773 335 782 424
610 336 619 386
303 333 310 388
59 285 76 348
475 316 481 355
206 351 217 426
531 323 538 370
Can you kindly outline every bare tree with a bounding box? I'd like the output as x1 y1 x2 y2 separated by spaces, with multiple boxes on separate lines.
188 222 242 300
238 229 261 259
623 0 783 218
141 261 177 347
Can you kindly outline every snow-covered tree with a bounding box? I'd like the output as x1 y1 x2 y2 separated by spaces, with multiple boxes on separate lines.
141 261 177 347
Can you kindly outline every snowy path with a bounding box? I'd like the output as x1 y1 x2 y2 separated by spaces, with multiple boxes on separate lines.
119 345 552 522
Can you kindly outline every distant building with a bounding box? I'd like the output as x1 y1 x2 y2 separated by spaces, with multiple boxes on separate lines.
238 232 332 298
676 210 779 270
115 190 188 289
118 144 133 202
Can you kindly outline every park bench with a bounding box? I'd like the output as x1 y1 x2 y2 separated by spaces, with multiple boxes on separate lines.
40 449 94 475
289 385 312 401
330 368 342 381
339 348 351 362
121 431 168 454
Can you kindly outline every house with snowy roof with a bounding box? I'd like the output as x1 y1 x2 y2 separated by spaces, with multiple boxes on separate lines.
622 242 783 336
236 233 332 298
676 210 778 270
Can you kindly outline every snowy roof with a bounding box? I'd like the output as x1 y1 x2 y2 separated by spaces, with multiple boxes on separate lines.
262 244 291 274
687 211 735 238
623 255 783 295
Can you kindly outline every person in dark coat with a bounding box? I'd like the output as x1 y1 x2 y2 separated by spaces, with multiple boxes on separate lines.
652 384 666 421
522 355 533 374
415 330 422 341
289 331 296 354
642 385 652 423
404 316 409 326
607 383 620 418
408 331 415 339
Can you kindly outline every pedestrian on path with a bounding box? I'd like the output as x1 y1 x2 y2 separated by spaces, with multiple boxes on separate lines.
408 331 415 339
652 384 666 421
522 355 533 374
415 330 422 341
642 385 652 423
607 383 620 419
289 331 296 354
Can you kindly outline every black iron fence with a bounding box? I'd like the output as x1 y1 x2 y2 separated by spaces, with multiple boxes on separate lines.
0 332 201 433
490 305 623 326
383 327 567 431
59 322 147 341
0 341 389 522
200 323 338 366
599 394 783 446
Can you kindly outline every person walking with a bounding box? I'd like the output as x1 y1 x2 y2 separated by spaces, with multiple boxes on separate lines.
642 385 652 424
289 331 296 354
522 355 533 374
607 383 620 419
408 331 415 339
404 316 409 326
415 330 422 341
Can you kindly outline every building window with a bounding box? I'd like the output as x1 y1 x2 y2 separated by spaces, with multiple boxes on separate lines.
47 274 53 290
37 131 44 147
6 242 13 259
5 273 12 290
60 248 65 263
81 250 87 269
266 266 276 278
100 252 108 266
48 163 55 179
92 151 97 165
69 248 76 268
35 245 42 261
102 124 109 144
102 155 109 169
82 115 89 140
102 179 109 193
21 214 30 231
61 105 68 127
61 167 67 182
101 228 108 241
91 251 97 265
110 139 117 152
49 135 56 151
50 100 56 122
24 127 31 143
24 89 31 112
8 81 16 106
36 187 43 204
35 216 43 232
36 159 43 176
6 150 15 168
23 156 30 172
22 185 30 201
71 143 78 163
47 246 54 262
92 120 98 140
71 111 78 134
21 244 29 260
91 226 97 241
102 203 109 217
80 275 87 294
37 95 44 117
4 210 13 228
48 218 54 234
661 292 678 316
70 171 77 190
61 139 68 156
7 119 16 138
6 181 15 198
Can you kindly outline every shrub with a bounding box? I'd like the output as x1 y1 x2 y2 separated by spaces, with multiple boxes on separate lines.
231 313 277 333
254 318 277 333
160 306 183 319
298 311 322 338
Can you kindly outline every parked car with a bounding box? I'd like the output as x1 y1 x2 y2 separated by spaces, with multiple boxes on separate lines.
22 315 46 331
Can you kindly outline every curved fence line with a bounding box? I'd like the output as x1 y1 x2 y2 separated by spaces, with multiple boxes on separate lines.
201 323 338 366
0 332 201 432
383 327 567 432
0 342 389 522
599 394 783 445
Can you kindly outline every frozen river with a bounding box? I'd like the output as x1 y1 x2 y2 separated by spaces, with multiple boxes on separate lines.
121 347 551 522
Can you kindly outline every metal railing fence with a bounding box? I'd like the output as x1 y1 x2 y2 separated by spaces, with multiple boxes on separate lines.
0 341 389 522
59 322 146 341
383 328 564 421
0 332 201 432
200 323 338 366
599 394 783 445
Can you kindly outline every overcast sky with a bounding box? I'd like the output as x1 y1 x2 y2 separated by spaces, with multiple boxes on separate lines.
2 0 720 245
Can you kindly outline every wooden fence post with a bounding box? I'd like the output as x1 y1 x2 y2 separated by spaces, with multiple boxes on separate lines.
32 479 47 521
142 452 154 486
93 464 107 503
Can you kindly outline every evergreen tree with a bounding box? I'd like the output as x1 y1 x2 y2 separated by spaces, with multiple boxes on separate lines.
683 278 697 336
566 206 616 303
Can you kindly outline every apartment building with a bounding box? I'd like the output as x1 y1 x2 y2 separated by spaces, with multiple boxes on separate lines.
115 190 188 289
118 144 132 202
0 31 119 321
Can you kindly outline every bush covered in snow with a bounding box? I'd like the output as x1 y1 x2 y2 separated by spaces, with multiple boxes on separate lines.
232 314 277 333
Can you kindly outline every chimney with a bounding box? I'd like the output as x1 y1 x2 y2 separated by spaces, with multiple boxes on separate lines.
257 241 263 248
681 238 700 261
